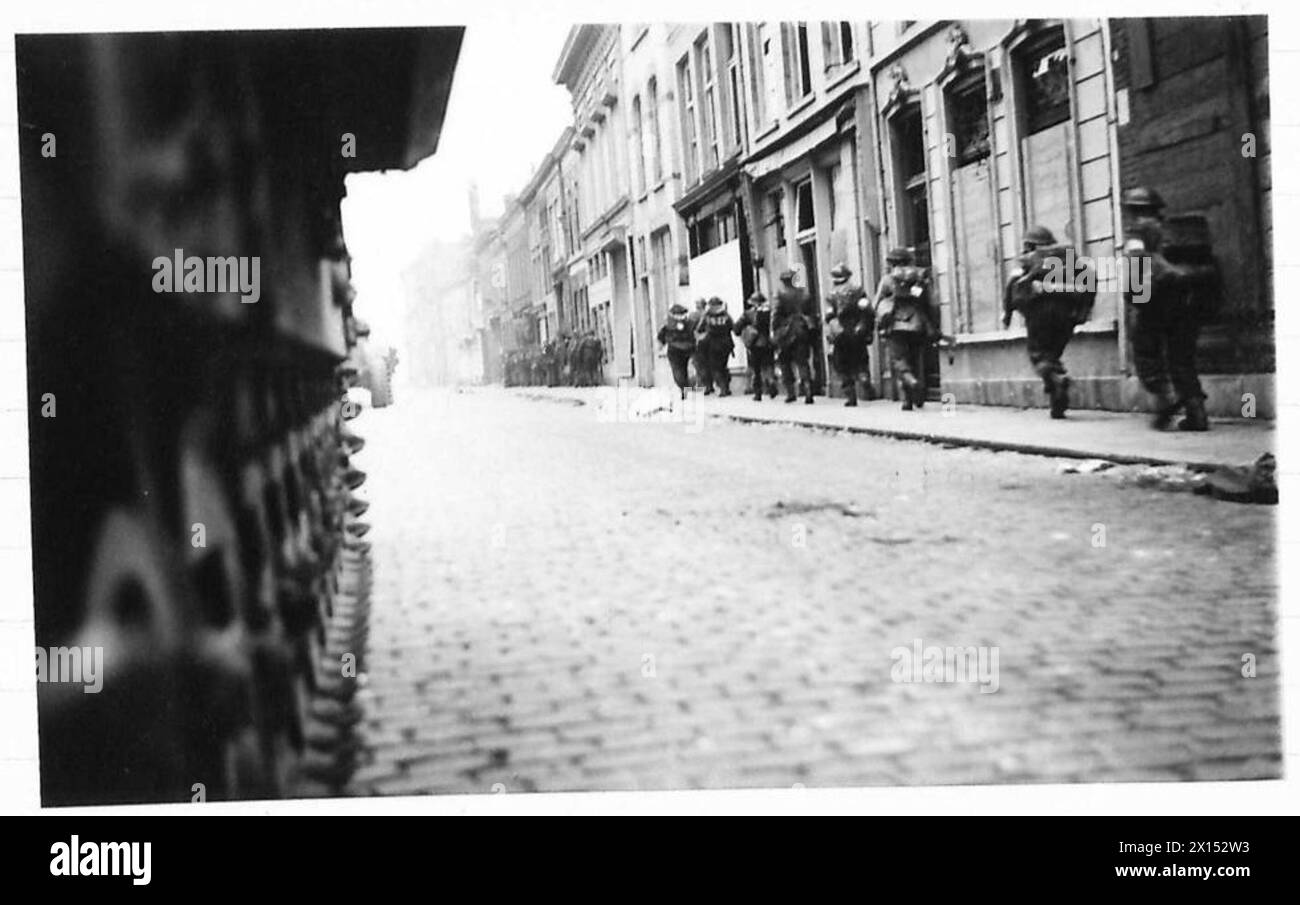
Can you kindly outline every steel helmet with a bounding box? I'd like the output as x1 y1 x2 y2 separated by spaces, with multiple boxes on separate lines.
1022 225 1057 247
885 247 913 265
1121 186 1165 212
830 263 852 282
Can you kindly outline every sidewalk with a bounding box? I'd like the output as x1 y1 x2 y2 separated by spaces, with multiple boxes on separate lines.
504 385 1273 470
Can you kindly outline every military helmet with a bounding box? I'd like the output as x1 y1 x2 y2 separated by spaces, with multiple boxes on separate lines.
1121 186 1165 212
830 263 852 283
885 247 913 265
778 268 797 282
748 291 766 304
1022 225 1057 248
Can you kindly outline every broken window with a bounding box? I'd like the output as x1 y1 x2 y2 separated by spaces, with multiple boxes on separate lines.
1021 32 1070 134
948 76 990 166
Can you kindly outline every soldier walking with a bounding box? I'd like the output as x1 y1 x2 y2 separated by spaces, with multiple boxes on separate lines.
687 298 710 392
734 292 778 401
581 330 604 387
824 263 875 407
700 296 736 396
773 269 815 404
1121 187 1216 431
658 302 698 400
874 247 936 411
1002 225 1096 419
543 337 559 387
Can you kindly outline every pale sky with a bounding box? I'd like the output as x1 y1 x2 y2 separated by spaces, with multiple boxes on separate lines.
341 21 575 341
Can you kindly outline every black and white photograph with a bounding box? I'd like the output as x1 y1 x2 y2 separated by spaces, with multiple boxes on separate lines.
8 8 1285 814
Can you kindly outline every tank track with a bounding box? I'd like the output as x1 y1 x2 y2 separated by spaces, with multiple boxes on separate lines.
19 27 460 806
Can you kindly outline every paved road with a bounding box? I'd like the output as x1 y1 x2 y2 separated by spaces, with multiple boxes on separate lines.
345 387 1280 795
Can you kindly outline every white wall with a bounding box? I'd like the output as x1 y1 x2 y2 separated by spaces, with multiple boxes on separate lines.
687 238 746 362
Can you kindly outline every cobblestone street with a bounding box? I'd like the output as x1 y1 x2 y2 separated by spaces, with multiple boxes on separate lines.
346 388 1280 795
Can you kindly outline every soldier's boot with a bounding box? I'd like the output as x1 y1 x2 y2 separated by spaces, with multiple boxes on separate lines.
843 383 858 407
803 380 814 405
1151 388 1182 430
752 377 763 402
1178 396 1210 432
900 374 917 411
1049 374 1071 420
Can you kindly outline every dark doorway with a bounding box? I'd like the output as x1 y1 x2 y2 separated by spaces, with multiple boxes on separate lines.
799 239 826 395
890 103 940 400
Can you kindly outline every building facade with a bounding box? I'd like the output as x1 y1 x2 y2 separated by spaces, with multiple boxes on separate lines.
472 18 1272 417
739 21 876 396
556 24 636 385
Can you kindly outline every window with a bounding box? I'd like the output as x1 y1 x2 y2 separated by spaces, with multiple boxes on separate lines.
785 23 813 103
1020 31 1070 134
566 178 580 251
650 228 672 324
697 36 721 171
647 78 663 183
688 207 736 259
631 95 647 195
827 163 841 230
948 75 991 165
677 57 699 183
724 25 746 148
766 188 786 250
718 209 735 244
757 23 783 124
823 22 855 69
891 106 930 252
795 179 815 234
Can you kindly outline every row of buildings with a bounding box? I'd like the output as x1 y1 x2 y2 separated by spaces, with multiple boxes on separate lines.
465 17 1272 416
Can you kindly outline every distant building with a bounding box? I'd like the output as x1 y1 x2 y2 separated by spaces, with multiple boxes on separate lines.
402 235 482 386
555 24 635 385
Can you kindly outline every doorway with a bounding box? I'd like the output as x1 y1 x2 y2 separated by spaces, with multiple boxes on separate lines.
798 239 826 395
889 103 940 400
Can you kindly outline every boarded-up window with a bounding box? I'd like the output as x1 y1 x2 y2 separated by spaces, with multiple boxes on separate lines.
953 161 998 332
1022 123 1073 242
650 229 672 325
947 74 997 332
